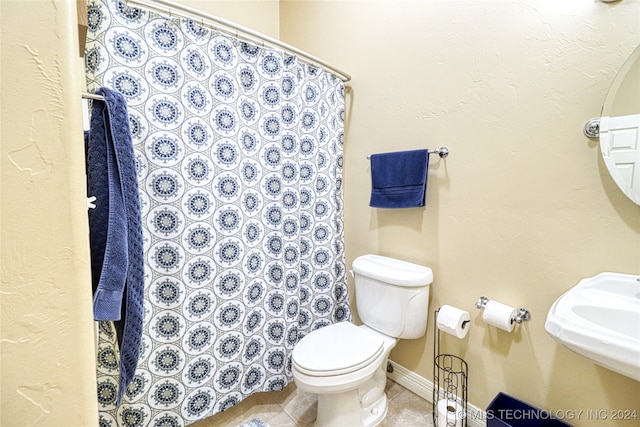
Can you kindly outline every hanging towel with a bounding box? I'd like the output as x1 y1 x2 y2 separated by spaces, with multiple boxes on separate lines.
86 87 144 405
369 149 430 208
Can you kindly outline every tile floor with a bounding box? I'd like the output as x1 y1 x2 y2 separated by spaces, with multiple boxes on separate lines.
191 380 434 427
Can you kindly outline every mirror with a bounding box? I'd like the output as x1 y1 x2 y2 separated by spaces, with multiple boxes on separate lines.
599 44 640 205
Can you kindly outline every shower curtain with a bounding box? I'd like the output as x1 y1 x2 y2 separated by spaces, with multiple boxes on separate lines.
84 0 350 425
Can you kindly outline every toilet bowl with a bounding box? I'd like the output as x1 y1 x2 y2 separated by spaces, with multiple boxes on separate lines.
291 254 433 427
292 322 397 427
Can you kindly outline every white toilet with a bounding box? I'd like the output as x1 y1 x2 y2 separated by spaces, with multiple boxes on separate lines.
291 254 433 427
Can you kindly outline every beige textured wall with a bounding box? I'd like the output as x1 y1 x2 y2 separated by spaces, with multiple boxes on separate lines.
607 45 640 117
281 1 640 425
1 0 99 425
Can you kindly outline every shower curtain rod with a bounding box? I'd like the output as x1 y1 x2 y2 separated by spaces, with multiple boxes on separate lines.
124 0 352 82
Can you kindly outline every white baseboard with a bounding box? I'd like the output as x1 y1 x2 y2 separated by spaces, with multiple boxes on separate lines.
387 360 486 427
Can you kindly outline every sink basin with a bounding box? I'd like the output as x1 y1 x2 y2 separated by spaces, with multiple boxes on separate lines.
545 272 640 381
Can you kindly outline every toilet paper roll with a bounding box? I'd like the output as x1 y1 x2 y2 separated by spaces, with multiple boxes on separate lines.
437 399 466 427
482 300 517 332
436 305 470 339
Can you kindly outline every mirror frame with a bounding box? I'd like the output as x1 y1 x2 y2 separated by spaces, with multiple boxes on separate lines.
599 44 640 205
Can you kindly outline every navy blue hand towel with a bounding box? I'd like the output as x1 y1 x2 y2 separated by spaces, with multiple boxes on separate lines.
86 87 144 405
369 149 430 208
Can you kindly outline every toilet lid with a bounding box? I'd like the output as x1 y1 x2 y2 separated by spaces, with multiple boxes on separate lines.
292 322 385 377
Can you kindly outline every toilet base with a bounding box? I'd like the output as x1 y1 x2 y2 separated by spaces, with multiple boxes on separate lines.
360 391 387 427
314 387 387 427
359 370 388 426
312 367 388 427
315 389 362 427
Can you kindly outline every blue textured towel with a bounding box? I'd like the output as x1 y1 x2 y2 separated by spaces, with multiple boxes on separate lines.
369 149 430 208
86 87 144 405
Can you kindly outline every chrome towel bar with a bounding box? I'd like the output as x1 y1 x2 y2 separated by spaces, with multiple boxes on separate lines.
367 146 449 160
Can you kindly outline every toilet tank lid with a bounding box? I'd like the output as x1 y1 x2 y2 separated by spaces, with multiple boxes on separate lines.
352 254 433 287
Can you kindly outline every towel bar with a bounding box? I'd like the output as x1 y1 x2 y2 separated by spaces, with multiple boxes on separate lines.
431 146 449 158
366 146 449 160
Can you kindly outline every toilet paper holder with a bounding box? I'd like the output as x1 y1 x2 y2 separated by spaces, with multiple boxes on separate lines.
475 296 531 324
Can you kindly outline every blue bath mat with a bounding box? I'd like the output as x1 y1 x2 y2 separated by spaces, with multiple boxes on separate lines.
237 419 270 427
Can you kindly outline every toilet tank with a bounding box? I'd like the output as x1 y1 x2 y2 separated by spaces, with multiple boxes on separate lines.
352 255 433 339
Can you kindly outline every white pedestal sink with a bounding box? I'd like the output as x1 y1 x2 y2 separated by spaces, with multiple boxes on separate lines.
545 272 640 382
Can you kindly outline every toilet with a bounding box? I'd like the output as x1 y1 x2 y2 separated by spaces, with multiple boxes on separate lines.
291 254 433 427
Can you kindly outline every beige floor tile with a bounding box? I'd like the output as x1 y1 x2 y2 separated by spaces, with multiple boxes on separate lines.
380 388 434 427
281 387 317 426
383 379 406 402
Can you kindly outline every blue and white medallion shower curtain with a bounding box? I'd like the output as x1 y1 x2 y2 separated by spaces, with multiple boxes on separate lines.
84 0 350 425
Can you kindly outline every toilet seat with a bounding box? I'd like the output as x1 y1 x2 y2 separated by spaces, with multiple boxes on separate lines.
292 322 384 377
